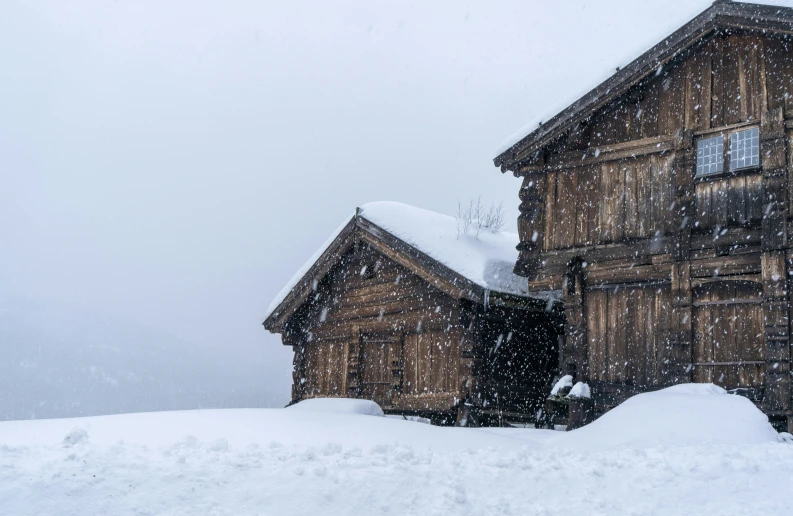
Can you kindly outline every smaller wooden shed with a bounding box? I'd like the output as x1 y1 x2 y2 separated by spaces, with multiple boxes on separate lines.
264 202 562 425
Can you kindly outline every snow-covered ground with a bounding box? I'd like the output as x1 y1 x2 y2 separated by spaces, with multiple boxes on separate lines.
1 385 791 516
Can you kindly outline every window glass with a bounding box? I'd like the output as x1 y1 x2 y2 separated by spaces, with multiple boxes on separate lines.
730 127 759 170
696 135 723 176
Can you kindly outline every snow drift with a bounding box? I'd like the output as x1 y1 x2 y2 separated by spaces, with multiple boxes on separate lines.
559 383 781 449
287 398 385 417
1 384 791 516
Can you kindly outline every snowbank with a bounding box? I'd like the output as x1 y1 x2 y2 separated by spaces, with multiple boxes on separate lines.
287 398 384 417
0 408 520 453
558 383 781 449
1 400 791 516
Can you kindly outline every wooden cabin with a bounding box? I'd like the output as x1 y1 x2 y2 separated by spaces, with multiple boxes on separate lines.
494 0 793 432
263 202 562 425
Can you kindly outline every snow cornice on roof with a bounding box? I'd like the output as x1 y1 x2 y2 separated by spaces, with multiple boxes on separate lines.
493 0 793 173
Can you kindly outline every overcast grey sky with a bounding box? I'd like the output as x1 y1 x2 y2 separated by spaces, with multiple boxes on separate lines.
0 0 758 406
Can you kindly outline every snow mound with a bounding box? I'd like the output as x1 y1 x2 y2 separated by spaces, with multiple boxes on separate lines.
567 382 591 399
62 427 89 447
558 383 781 449
550 375 573 395
287 398 385 417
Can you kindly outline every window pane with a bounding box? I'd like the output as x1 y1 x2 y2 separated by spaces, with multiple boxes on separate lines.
730 127 759 170
696 135 724 177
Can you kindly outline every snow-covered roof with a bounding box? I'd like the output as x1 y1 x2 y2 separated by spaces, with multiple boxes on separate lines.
359 201 530 296
495 0 793 163
264 201 553 324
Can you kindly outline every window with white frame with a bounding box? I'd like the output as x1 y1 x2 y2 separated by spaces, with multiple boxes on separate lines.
696 135 724 177
695 126 760 178
729 127 760 170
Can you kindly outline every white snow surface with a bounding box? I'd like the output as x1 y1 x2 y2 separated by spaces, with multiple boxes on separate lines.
2 384 790 515
550 374 573 395
567 381 591 399
265 201 550 321
359 201 531 297
287 397 385 417
496 0 793 155
558 383 782 450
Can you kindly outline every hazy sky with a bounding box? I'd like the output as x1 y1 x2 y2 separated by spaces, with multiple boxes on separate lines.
1 0 777 406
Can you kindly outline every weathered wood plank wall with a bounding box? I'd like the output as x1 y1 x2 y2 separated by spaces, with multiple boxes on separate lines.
514 31 793 430
290 245 463 412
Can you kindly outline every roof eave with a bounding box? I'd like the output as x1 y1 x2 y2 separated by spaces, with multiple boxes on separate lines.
262 217 359 334
493 1 793 172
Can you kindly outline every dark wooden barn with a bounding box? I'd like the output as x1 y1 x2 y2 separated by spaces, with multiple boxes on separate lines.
494 0 793 432
263 202 562 425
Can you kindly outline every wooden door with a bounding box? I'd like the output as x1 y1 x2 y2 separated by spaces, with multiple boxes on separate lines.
302 339 348 397
359 333 402 404
586 285 672 387
692 281 764 389
402 331 458 395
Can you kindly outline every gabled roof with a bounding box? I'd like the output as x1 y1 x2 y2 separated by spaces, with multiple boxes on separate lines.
493 0 793 172
263 202 557 333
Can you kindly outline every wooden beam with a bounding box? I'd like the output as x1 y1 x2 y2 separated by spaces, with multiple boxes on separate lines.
545 136 675 171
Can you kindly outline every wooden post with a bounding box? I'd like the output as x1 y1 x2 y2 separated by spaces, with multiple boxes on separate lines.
762 252 790 415
666 132 696 386
346 326 362 398
514 170 546 278
389 332 404 395
455 301 482 427
761 108 791 418
671 130 695 262
291 344 306 402
667 262 694 385
562 259 587 381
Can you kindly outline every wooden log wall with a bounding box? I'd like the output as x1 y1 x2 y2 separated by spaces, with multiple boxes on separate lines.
288 244 463 413
586 285 672 387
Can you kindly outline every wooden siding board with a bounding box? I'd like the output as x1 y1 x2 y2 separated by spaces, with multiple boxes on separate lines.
711 36 725 128
692 281 764 388
724 35 742 125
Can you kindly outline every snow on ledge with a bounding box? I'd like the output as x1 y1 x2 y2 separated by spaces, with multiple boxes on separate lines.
550 375 573 396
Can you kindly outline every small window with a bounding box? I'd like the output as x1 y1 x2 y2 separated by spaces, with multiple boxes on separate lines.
730 127 759 170
695 125 761 179
696 135 724 177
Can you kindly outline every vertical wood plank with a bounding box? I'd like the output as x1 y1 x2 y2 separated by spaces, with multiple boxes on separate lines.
727 176 747 226
711 35 725 128
724 35 741 125
544 172 558 251
640 79 660 138
700 40 713 131
624 161 639 239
